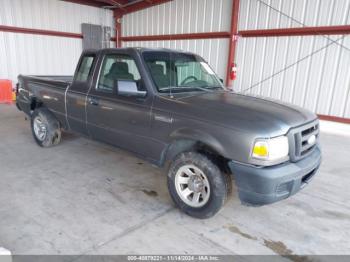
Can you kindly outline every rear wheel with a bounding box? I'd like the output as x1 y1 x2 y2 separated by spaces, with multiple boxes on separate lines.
31 108 62 147
167 152 231 219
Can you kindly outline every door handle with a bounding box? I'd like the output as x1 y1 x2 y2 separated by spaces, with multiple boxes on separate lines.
88 97 99 106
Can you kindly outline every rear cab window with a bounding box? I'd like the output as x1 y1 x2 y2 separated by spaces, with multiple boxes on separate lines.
75 55 95 82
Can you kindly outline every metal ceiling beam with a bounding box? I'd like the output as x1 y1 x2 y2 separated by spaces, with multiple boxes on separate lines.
120 0 172 14
62 0 171 13
95 0 128 7
61 0 129 8
61 0 105 8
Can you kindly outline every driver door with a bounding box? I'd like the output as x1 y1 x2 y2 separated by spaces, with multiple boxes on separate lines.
86 52 155 160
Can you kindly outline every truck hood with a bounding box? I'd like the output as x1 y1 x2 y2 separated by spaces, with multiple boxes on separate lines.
162 91 317 137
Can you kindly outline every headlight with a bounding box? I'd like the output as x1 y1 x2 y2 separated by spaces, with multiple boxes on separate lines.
252 136 289 161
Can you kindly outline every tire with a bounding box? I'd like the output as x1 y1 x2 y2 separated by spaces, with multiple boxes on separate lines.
167 152 231 219
31 108 62 147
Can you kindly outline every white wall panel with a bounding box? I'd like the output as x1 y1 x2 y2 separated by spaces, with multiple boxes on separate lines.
122 0 233 36
235 0 350 119
239 0 350 30
235 34 350 118
0 32 83 82
122 0 350 119
0 0 114 34
0 0 114 86
122 0 233 80
123 39 230 80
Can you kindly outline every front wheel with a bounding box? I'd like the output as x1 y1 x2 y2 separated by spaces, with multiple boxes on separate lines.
167 152 231 219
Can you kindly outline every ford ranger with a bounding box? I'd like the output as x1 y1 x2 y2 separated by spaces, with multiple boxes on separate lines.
16 48 321 218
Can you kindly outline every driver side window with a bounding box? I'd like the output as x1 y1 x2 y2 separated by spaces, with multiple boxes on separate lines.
97 54 141 93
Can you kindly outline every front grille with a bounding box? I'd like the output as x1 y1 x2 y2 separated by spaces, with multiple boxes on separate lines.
288 120 319 162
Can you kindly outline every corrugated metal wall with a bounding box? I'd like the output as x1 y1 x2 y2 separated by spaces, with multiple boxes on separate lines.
122 0 233 80
235 0 350 118
123 0 350 119
238 0 350 30
0 0 114 85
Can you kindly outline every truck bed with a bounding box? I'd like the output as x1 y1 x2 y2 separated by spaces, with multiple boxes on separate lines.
20 75 74 85
17 75 74 126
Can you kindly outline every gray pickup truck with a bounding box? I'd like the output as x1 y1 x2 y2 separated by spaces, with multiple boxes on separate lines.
16 48 321 218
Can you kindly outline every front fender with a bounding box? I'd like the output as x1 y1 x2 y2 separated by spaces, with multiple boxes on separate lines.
160 118 257 166
159 127 230 167
170 128 226 157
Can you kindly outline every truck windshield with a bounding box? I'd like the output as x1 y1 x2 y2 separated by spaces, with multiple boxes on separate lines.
142 51 224 93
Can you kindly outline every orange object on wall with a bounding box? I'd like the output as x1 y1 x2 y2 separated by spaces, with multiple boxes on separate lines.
0 80 13 104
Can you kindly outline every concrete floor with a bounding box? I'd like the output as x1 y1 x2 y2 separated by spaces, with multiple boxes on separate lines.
0 104 349 256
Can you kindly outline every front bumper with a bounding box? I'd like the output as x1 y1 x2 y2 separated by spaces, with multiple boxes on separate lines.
228 146 321 206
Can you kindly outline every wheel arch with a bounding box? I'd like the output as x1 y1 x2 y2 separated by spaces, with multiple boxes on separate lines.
160 128 231 173
30 97 43 111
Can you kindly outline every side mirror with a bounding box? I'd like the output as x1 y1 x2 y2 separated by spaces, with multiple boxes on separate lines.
116 80 147 98
220 78 224 83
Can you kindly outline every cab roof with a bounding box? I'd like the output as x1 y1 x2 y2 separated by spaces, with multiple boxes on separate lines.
86 47 198 56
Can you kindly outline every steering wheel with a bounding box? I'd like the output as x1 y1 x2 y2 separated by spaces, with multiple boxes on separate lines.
181 76 198 85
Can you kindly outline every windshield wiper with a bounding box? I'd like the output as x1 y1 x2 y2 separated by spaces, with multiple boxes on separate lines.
188 86 214 92
181 85 225 91
205 86 223 90
159 86 223 94
160 86 210 93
